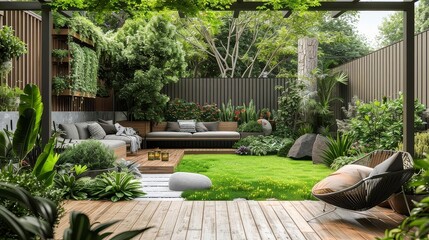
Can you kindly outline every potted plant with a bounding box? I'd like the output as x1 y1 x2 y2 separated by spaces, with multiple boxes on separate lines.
57 140 117 178
238 120 264 138
52 48 69 63
0 26 26 80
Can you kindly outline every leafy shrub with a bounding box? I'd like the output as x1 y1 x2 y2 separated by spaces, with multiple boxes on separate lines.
55 165 90 200
220 99 235 121
235 146 251 155
321 133 354 167
259 108 272 120
0 85 22 111
339 94 425 151
165 98 201 121
234 135 293 156
0 166 64 239
58 140 116 170
91 171 145 202
277 140 294 157
330 156 358 170
237 121 262 132
0 26 27 64
297 123 314 136
200 103 221 121
398 132 429 159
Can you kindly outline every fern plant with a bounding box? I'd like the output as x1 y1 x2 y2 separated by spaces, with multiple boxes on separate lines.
321 133 354 167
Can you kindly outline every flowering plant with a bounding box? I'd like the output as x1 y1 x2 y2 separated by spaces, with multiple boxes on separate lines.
235 146 251 155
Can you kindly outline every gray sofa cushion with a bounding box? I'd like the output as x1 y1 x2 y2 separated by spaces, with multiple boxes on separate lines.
75 122 90 139
146 132 193 140
88 123 106 139
166 122 180 132
192 131 240 140
369 152 403 177
203 122 219 131
104 134 132 144
59 123 80 139
98 119 114 125
196 122 208 132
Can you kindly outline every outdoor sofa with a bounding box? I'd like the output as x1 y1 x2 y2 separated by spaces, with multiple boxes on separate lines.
145 121 240 148
56 120 134 159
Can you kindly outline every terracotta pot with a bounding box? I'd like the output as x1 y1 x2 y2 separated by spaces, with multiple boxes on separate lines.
388 192 429 215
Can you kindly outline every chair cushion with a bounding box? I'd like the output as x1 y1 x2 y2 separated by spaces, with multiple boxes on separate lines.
75 122 90 139
178 120 196 133
146 132 193 140
88 123 106 139
98 122 117 135
104 135 131 144
192 131 240 140
166 122 180 132
312 164 373 194
59 123 80 139
196 122 208 132
369 152 403 177
203 122 219 131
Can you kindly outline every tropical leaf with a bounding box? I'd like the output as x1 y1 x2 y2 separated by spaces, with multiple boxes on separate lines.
0 130 12 159
32 136 60 185
12 108 36 160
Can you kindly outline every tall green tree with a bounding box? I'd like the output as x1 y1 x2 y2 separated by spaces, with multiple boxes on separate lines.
377 1 429 47
109 16 186 121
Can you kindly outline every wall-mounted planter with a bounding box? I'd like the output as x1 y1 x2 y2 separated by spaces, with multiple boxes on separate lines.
54 89 96 98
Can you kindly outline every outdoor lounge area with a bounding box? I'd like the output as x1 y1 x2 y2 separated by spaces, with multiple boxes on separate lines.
1 0 429 239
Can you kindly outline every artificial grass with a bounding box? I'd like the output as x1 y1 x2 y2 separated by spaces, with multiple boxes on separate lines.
175 154 334 201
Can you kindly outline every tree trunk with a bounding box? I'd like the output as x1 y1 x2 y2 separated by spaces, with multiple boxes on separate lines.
298 37 318 91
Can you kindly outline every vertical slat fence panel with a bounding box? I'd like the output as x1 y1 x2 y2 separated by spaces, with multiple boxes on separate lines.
335 30 429 113
162 78 288 111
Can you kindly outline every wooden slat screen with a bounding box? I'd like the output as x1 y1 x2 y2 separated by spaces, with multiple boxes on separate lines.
335 30 429 109
2 11 42 89
162 78 288 111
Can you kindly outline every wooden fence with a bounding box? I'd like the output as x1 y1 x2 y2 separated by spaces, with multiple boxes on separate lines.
335 29 429 108
162 78 288 111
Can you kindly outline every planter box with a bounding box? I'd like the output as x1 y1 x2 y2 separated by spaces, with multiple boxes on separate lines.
240 132 264 138
118 120 151 137
55 89 96 98
388 192 429 215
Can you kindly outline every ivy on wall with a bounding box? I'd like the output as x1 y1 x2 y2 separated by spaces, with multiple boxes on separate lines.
68 42 98 95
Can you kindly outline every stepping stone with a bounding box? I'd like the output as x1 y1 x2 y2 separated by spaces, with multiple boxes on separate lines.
169 172 212 191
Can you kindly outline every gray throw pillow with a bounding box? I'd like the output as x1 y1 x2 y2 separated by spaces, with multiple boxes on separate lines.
59 123 80 139
98 119 114 125
178 120 196 133
75 122 90 139
196 122 208 132
166 122 180 132
203 122 219 131
98 122 118 135
369 152 403 177
88 123 107 139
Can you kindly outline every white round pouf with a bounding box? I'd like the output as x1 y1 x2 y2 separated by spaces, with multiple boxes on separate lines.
169 172 212 191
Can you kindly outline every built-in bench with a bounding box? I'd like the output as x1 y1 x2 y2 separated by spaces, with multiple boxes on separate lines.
145 122 240 148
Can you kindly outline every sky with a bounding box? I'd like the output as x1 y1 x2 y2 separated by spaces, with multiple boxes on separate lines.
356 11 394 48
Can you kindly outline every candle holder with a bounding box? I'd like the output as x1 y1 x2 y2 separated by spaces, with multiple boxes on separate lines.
154 149 161 160
161 151 169 161
148 151 155 161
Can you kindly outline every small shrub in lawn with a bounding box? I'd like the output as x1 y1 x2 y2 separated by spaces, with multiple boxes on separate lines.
277 140 294 157
57 140 116 170
234 135 293 156
235 146 251 155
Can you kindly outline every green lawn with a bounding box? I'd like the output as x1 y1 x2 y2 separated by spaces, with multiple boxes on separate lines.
175 154 334 200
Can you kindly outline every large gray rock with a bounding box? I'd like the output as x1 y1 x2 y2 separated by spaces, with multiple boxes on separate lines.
312 134 329 164
287 133 317 159
169 172 212 191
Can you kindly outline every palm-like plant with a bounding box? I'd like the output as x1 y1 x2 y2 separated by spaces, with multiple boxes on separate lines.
321 133 354 167
91 171 145 202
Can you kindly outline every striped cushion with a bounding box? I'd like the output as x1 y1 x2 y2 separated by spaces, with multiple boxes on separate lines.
178 120 196 133
88 123 106 139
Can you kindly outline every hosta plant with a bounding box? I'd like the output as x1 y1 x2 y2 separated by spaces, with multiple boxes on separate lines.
91 171 145 202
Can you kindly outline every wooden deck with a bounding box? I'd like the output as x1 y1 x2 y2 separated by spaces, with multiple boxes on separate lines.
55 200 403 240
127 149 235 173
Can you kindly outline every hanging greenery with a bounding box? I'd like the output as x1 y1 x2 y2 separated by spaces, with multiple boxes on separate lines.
68 43 98 95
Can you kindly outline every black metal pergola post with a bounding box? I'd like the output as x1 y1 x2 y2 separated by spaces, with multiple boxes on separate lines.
0 1 417 156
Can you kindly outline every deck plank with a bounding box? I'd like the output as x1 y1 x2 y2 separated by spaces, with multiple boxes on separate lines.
55 200 404 240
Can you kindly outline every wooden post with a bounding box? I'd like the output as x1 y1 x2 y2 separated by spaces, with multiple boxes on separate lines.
298 37 318 91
